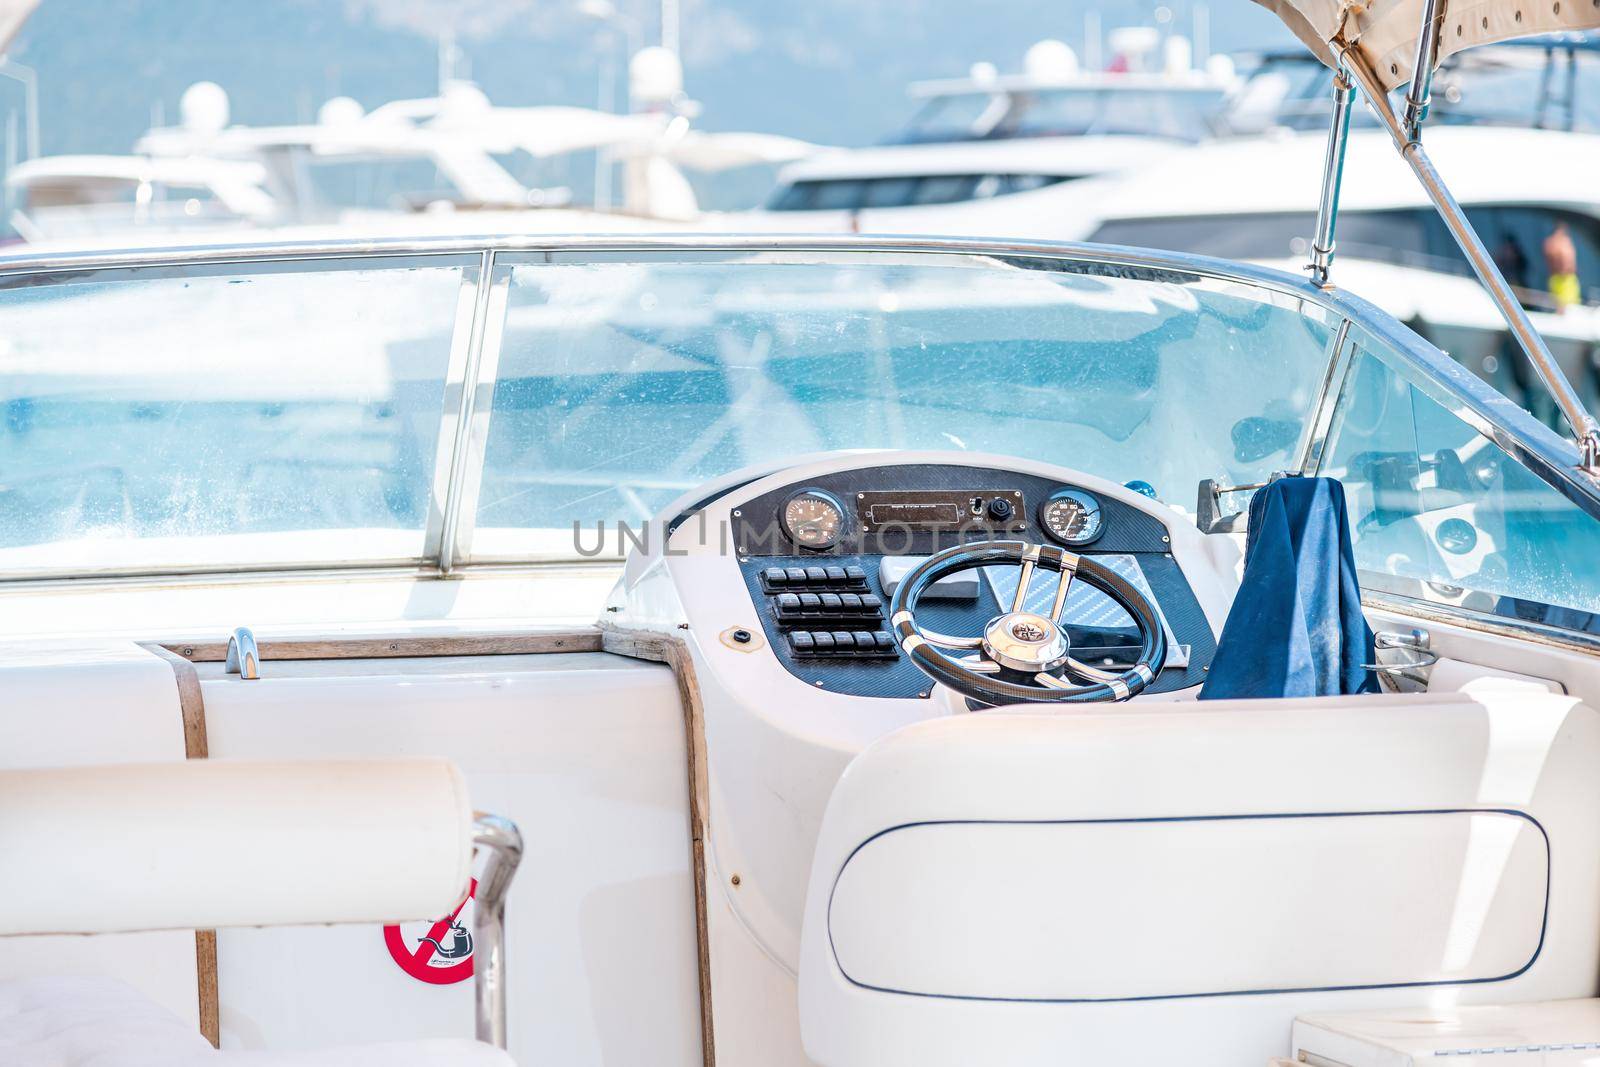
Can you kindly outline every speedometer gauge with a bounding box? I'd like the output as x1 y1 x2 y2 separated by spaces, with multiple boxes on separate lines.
1039 489 1105 546
782 489 845 551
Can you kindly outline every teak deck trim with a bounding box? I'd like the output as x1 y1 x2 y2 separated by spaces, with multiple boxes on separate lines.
141 642 219 1048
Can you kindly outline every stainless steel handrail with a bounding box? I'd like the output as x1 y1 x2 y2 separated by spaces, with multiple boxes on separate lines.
471 812 524 1050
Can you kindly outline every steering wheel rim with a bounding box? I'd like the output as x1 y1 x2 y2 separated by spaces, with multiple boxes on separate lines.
888 540 1167 706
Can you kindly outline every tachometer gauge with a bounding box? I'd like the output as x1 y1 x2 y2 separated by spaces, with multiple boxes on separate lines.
1039 489 1105 546
782 489 846 551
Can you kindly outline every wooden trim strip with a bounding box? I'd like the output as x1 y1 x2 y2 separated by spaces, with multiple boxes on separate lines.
143 643 209 759
142 643 221 1049
161 628 603 664
599 625 716 1067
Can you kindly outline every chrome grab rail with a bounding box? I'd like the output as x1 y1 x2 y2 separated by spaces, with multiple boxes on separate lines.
1363 628 1440 675
223 626 259 680
472 812 524 1051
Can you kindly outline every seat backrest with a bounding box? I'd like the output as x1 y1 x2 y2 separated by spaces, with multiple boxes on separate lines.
799 692 1600 1067
0 758 472 935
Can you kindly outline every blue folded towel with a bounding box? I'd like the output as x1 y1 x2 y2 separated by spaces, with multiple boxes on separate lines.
1199 477 1378 700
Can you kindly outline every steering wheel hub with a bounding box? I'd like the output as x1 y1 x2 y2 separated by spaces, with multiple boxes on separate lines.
983 612 1069 672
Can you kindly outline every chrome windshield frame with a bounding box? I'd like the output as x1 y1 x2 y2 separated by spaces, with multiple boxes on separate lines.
0 232 1595 586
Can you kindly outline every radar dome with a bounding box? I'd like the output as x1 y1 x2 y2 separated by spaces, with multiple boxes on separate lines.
441 81 491 115
1024 39 1078 79
630 46 684 106
317 96 364 126
1206 54 1238 82
180 81 229 134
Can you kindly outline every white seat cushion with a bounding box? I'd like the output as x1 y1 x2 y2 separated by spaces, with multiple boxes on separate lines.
0 977 515 1067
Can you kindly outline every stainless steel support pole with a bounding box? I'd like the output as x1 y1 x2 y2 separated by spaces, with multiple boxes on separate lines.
1309 63 1354 287
1344 46 1600 473
472 813 525 1051
1403 0 1445 141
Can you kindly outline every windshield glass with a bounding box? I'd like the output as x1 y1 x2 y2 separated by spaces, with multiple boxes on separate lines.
1002 87 1223 139
895 86 1223 144
0 248 1336 575
896 92 1009 143
468 253 1334 560
0 255 467 578
1323 336 1600 630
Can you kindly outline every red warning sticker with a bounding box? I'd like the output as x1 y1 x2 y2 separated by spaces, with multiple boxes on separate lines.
383 878 477 985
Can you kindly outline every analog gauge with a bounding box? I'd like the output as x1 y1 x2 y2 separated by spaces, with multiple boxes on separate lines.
1038 489 1105 546
782 489 845 551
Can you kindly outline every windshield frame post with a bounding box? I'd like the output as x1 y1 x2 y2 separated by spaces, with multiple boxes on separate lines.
1342 40 1600 476
1308 60 1354 287
1402 0 1446 142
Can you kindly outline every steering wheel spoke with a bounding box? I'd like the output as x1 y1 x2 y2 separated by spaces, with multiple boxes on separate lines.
920 628 984 651
1012 557 1036 613
1064 656 1120 684
1049 563 1075 622
953 654 1003 674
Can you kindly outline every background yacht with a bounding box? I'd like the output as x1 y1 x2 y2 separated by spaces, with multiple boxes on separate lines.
738 28 1238 234
750 33 1600 426
1081 36 1600 421
5 50 818 248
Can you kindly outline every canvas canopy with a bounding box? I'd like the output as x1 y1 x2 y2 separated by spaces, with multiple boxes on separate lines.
0 0 36 53
1253 0 1600 89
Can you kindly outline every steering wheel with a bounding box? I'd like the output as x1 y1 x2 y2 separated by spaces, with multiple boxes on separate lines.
888 540 1167 706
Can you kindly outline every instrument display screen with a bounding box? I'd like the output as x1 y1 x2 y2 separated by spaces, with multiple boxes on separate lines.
866 501 962 526
856 489 1026 533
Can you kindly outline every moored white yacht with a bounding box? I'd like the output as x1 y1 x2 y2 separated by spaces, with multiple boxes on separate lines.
740 29 1238 234
8 3 1600 1067
1082 35 1600 421
5 57 818 249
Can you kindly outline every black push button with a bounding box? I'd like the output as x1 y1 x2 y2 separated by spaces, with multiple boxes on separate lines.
819 592 842 611
775 593 800 614
825 566 847 582
852 631 876 651
805 567 828 583
798 593 821 611
812 631 835 651
859 594 883 611
788 632 815 653
831 631 854 649
845 565 867 581
785 567 808 583
839 593 862 610
764 567 788 586
873 631 895 649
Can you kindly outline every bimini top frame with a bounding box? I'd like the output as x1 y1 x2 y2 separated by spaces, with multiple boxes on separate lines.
1277 0 1600 473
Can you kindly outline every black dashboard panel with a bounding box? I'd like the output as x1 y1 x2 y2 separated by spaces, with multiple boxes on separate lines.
730 464 1173 557
727 464 1215 699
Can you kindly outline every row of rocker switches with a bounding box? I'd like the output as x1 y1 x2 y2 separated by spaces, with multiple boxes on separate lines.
761 565 869 592
773 591 883 625
789 630 897 658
